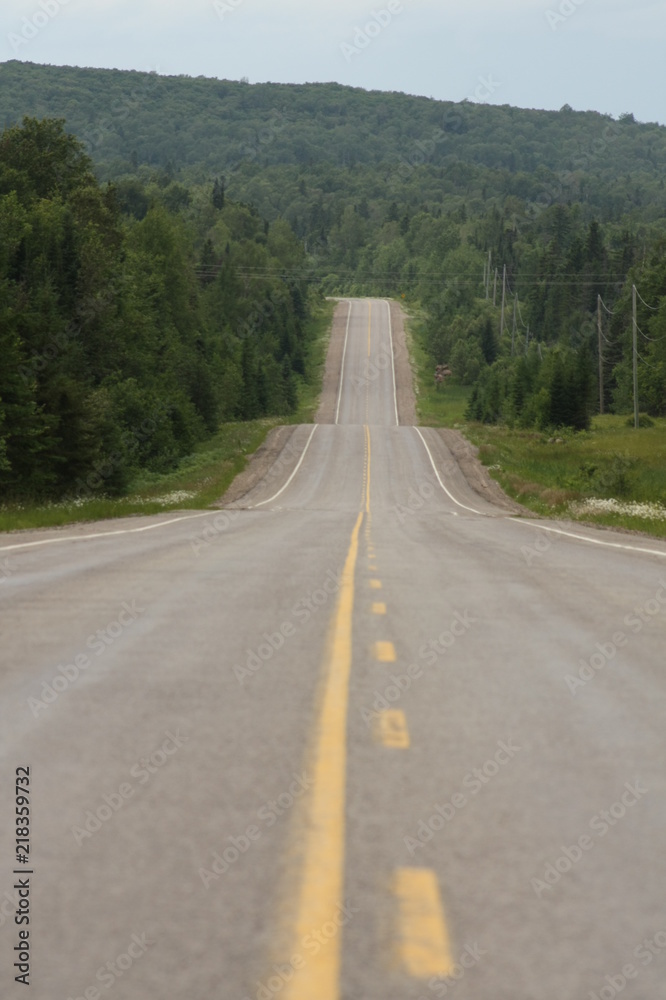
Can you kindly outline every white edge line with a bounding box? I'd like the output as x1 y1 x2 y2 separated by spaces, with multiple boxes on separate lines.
0 511 219 553
335 300 353 426
508 518 666 558
415 426 666 556
414 427 484 516
252 425 319 508
386 299 399 427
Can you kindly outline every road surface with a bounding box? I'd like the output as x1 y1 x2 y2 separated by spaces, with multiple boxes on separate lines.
1 298 666 1000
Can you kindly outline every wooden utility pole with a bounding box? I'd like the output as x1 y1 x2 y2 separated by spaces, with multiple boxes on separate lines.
597 294 604 415
632 284 639 428
511 295 517 356
499 265 507 341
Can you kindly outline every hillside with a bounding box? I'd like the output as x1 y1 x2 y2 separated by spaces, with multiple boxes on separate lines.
2 60 666 226
2 60 666 501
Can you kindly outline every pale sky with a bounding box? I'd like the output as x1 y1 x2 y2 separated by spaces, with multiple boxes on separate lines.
1 0 665 124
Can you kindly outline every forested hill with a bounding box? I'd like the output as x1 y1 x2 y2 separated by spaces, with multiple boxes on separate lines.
3 60 666 462
1 61 665 205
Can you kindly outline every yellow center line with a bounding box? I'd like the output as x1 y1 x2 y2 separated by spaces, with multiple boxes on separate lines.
392 868 454 978
282 510 363 1000
364 425 371 514
369 579 382 590
279 420 373 999
373 641 397 663
372 602 387 615
375 710 410 749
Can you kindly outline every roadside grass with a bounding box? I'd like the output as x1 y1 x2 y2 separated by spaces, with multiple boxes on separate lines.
467 417 666 538
402 305 666 539
404 310 472 427
0 300 335 534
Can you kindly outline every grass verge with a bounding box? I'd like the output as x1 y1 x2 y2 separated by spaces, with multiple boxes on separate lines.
403 305 666 539
404 307 472 427
467 417 666 538
0 299 335 534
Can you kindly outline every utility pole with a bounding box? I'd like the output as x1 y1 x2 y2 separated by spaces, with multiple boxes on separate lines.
499 265 507 341
597 294 604 415
511 295 517 356
493 268 498 307
632 284 639 429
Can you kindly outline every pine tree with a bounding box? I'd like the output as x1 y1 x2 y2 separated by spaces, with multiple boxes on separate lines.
479 317 498 364
212 177 225 210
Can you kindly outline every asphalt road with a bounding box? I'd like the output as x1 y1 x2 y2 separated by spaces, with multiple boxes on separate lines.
2 298 666 1000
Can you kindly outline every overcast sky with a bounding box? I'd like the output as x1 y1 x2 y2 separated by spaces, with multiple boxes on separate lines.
1 0 664 124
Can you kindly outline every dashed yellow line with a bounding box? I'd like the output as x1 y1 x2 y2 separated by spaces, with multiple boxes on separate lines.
392 868 454 978
364 425 371 514
373 641 396 663
375 710 410 749
372 602 387 615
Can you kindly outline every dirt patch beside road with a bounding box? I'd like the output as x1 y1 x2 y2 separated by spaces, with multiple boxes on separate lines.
434 428 530 515
215 425 302 507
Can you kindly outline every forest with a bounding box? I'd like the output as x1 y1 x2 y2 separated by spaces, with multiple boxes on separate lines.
0 116 314 500
2 61 666 500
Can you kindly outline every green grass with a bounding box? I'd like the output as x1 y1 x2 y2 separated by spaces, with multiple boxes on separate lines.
402 305 666 539
291 297 335 424
404 307 472 427
0 300 335 534
466 417 666 537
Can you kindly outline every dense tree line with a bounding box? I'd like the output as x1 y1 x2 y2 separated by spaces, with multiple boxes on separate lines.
3 62 665 202
0 118 314 500
2 64 666 443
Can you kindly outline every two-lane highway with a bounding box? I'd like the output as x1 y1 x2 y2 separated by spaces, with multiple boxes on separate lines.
1 298 665 999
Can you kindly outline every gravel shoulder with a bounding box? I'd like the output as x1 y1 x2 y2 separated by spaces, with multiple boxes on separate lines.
433 428 532 516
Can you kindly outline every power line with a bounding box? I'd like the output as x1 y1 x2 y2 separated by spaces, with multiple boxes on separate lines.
516 298 529 330
635 287 658 311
